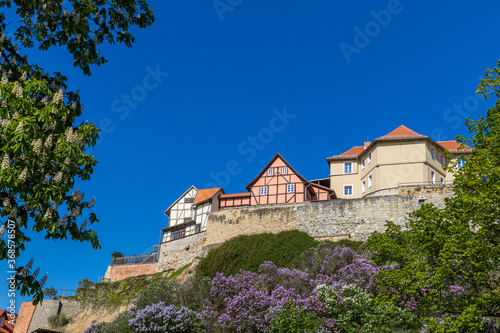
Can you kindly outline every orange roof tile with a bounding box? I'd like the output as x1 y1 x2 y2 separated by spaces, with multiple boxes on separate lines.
328 146 364 159
437 140 472 152
193 188 223 205
377 125 427 140
220 192 251 199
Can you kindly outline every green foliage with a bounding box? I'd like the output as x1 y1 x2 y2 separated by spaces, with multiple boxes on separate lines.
78 277 95 288
196 230 319 278
268 300 324 333
43 285 57 299
75 273 163 310
316 284 419 333
168 263 192 281
0 0 154 304
134 275 211 312
366 60 500 331
111 251 124 258
48 313 71 328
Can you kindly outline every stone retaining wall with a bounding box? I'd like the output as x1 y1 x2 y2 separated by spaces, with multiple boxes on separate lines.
205 185 453 246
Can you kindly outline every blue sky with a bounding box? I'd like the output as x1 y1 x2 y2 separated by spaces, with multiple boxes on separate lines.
2 0 500 311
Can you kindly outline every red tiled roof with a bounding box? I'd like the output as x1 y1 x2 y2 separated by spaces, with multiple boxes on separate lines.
376 125 427 140
437 140 472 152
193 188 223 205
0 310 16 333
220 192 251 199
328 146 364 159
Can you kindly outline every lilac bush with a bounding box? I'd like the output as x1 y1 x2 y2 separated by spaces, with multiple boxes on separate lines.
128 302 203 333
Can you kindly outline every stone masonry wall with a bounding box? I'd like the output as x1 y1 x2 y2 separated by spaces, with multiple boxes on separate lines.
206 185 453 246
26 300 60 332
156 232 207 272
13 302 36 333
105 263 157 282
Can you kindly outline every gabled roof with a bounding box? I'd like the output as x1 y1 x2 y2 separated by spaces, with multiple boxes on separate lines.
376 125 427 140
194 187 224 205
328 126 430 161
328 146 365 160
246 152 308 191
220 192 251 199
437 140 472 153
164 185 197 216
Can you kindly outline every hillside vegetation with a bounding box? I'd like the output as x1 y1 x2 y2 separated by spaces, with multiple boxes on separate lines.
196 230 362 278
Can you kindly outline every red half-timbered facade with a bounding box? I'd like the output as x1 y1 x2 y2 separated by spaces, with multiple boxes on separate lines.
219 153 335 209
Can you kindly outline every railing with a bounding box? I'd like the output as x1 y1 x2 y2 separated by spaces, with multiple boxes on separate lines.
111 252 159 265
59 289 76 297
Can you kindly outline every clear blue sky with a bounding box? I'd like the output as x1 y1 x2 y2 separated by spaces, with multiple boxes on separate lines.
2 0 500 311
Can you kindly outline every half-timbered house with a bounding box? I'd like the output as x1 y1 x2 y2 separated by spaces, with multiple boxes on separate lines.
161 186 224 243
219 153 335 208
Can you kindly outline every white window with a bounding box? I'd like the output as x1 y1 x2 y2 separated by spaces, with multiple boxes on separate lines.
440 176 445 184
344 162 352 174
260 186 268 195
367 153 372 165
440 155 445 165
344 185 353 196
361 159 365 171
361 180 366 194
431 147 436 160
368 174 373 189
458 158 465 168
287 184 295 193
282 167 288 174
267 168 274 176
430 170 436 184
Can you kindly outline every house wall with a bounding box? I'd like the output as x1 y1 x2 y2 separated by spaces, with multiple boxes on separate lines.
330 140 464 199
163 187 197 242
194 201 211 232
219 195 251 209
13 302 36 333
104 263 156 282
249 158 306 205
205 185 453 247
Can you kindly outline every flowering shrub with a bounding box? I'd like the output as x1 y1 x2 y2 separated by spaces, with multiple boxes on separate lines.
268 299 336 333
316 284 418 333
300 245 380 292
128 302 203 333
84 322 107 333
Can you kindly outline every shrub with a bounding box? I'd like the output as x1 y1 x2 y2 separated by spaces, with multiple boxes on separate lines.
128 303 204 333
316 284 419 333
268 299 330 333
196 230 318 278
299 244 380 292
133 277 177 310
48 313 71 328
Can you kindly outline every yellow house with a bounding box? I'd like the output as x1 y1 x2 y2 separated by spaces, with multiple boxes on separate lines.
327 125 471 199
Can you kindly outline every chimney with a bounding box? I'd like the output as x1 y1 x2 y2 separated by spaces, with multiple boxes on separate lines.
364 141 371 148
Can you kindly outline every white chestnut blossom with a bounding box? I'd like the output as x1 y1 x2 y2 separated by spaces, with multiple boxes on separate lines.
53 171 63 184
18 168 28 181
1 154 10 169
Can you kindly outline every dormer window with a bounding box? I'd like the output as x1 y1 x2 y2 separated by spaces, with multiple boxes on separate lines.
282 167 288 174
267 168 274 176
